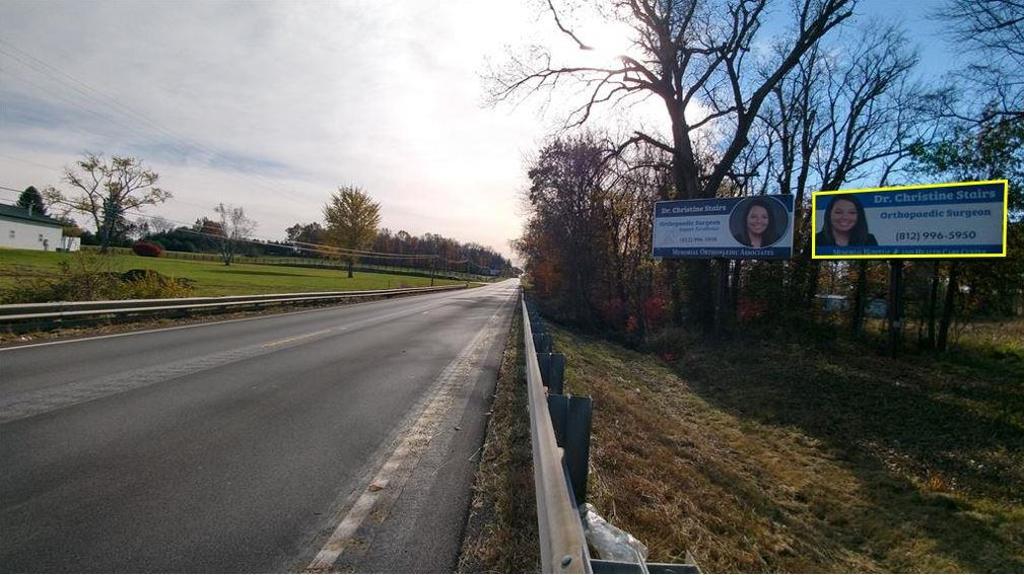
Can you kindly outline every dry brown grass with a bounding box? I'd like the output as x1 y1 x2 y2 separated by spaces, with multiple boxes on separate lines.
458 310 540 573
553 322 1024 573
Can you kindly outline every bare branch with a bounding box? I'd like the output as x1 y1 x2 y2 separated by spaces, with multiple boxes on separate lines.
547 0 593 50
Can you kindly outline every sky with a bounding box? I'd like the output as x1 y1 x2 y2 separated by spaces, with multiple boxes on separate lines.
0 0 957 261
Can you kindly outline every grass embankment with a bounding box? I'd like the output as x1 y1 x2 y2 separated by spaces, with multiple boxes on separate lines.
550 320 1023 572
0 248 460 299
459 309 540 573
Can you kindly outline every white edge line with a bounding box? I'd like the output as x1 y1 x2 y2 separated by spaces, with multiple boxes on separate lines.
304 288 514 572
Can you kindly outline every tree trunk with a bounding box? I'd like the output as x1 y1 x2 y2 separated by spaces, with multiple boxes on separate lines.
937 262 959 352
100 205 113 255
667 102 715 332
925 261 940 349
347 259 354 279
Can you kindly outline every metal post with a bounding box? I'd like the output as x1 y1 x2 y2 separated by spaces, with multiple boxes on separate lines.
537 352 566 395
547 394 593 507
715 258 729 336
534 333 553 354
888 259 904 356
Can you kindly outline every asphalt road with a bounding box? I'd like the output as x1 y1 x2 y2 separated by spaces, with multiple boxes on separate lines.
0 279 519 573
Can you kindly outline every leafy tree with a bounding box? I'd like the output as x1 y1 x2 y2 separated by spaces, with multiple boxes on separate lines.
323 186 381 278
194 217 225 238
16 186 48 216
45 153 171 253
214 203 257 266
516 133 665 335
285 222 328 247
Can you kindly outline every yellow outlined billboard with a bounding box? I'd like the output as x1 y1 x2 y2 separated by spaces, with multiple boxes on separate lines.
811 180 1009 259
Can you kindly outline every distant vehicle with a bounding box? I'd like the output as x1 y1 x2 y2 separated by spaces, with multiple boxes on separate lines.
815 294 849 313
866 298 888 318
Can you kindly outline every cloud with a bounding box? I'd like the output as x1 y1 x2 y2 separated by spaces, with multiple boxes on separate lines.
0 0 548 257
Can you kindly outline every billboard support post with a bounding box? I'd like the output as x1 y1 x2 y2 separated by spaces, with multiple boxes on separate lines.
852 260 868 335
888 259 904 356
715 258 729 336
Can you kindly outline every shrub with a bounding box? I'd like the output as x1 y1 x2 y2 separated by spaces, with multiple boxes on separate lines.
132 241 163 257
117 269 194 299
598 297 627 329
1 252 120 303
0 254 194 304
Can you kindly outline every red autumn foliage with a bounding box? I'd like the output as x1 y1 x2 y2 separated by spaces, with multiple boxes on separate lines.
132 241 164 258
643 295 668 330
738 297 768 321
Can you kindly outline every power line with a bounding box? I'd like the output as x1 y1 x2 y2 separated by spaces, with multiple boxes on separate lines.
0 152 63 172
0 39 316 208
0 49 507 269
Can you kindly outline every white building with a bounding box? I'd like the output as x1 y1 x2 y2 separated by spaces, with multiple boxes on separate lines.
0 203 78 252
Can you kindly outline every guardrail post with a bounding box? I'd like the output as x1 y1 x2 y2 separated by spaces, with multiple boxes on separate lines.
537 352 566 395
534 332 553 353
528 308 544 327
547 394 593 507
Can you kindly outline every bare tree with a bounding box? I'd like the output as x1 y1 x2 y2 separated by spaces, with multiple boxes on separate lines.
214 203 257 266
147 215 177 235
490 0 856 329
745 24 925 319
935 0 1024 119
492 0 855 200
45 153 171 253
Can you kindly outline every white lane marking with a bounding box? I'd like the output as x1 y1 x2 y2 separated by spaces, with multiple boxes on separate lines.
0 286 488 352
262 329 334 349
304 289 515 572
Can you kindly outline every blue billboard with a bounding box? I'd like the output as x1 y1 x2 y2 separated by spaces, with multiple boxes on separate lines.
811 181 1008 259
653 195 794 259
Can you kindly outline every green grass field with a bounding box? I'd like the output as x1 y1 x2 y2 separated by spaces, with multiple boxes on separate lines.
0 248 461 299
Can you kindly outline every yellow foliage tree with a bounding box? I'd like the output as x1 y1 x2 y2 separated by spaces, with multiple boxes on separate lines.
323 186 381 278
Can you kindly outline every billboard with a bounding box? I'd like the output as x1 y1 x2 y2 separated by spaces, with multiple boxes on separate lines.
811 180 1008 259
653 195 794 259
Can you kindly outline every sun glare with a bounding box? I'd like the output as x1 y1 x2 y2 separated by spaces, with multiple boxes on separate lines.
578 18 637 64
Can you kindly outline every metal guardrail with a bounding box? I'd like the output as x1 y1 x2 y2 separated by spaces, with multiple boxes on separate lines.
521 295 591 574
522 292 701 575
0 284 466 324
